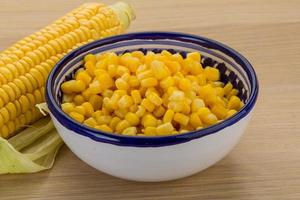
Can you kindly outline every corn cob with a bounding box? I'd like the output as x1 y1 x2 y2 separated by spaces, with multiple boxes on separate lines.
0 2 135 138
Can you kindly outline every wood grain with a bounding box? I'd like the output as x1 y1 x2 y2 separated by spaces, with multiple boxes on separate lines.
0 0 300 199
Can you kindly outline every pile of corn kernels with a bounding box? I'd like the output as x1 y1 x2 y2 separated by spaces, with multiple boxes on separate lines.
60 50 243 136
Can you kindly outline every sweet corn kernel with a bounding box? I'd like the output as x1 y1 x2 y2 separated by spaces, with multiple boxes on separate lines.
156 122 174 136
114 108 128 119
146 91 162 106
95 124 113 132
107 64 117 77
160 76 175 89
84 117 97 127
203 113 218 125
173 113 189 126
223 82 233 95
151 60 170 80
82 89 92 101
115 120 130 133
73 95 85 105
128 76 140 87
131 90 142 104
163 109 175 123
97 73 113 89
197 107 211 118
102 89 114 98
73 106 86 116
142 114 157 127
141 77 158 88
189 113 202 128
84 54 97 64
187 52 201 62
89 80 102 94
191 98 205 112
197 74 206 86
82 102 94 117
107 117 121 131
88 95 102 110
211 104 228 119
69 112 84 123
204 67 219 81
125 112 140 126
61 102 75 114
168 90 185 101
141 98 155 112
164 61 181 74
122 127 137 136
115 78 129 90
227 89 239 99
228 95 241 110
178 78 192 91
144 127 157 136
153 106 166 118
76 71 92 86
116 65 130 76
96 115 112 125
61 80 86 93
135 105 146 117
118 95 133 109
167 101 183 113
129 104 138 112
226 109 237 118
85 61 96 76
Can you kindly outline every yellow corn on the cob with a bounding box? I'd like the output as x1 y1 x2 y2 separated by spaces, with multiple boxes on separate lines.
0 2 135 138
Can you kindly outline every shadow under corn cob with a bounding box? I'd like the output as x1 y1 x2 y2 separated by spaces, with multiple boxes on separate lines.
0 2 135 138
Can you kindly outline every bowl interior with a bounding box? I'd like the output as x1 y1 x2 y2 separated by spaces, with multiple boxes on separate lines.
46 32 258 147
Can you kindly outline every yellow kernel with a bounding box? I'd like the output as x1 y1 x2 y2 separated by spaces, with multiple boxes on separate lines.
141 77 158 88
96 115 112 125
203 113 218 125
73 106 86 116
83 117 97 127
165 61 181 74
131 90 142 104
226 109 237 118
141 98 155 112
156 122 174 136
160 76 175 89
189 113 202 128
115 78 129 90
227 89 239 99
120 55 140 73
197 74 206 86
197 107 211 118
84 54 97 63
95 124 113 133
69 112 84 123
61 102 75 114
223 82 233 95
146 92 162 106
173 113 189 126
96 73 113 89
82 89 92 101
135 105 146 117
187 52 201 62
76 71 91 85
114 108 128 119
163 109 174 123
168 90 185 101
116 65 130 76
167 101 183 113
88 80 102 94
228 95 241 110
73 94 85 105
211 104 228 119
204 67 219 81
178 78 192 91
85 61 96 76
151 60 170 80
128 76 140 88
115 120 130 133
191 98 205 112
144 127 157 136
153 106 166 118
136 69 153 80
122 127 137 136
107 64 117 77
118 95 133 109
129 104 138 112
125 112 140 126
82 102 94 117
142 114 157 127
88 95 102 110
131 51 144 60
61 80 86 93
109 117 122 130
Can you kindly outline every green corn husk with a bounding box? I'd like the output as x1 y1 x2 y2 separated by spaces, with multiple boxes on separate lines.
0 111 63 174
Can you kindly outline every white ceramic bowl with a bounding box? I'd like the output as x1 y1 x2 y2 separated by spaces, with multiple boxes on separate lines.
46 32 258 182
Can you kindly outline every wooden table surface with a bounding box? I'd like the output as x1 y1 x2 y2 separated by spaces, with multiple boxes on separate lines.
0 0 300 199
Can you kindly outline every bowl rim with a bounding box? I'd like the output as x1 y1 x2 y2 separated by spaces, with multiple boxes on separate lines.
46 31 259 147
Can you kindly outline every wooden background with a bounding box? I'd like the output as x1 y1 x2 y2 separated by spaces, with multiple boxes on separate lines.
0 0 300 199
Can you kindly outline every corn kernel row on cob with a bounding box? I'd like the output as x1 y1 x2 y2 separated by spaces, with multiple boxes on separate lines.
0 2 135 138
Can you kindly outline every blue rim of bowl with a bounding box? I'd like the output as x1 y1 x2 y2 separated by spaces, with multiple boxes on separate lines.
46 31 259 147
